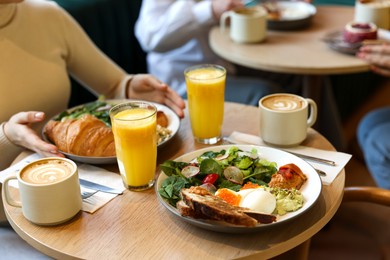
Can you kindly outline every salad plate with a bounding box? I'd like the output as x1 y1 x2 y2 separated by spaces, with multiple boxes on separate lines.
42 99 180 164
156 145 322 233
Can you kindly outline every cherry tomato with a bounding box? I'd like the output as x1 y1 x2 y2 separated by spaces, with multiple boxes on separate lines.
202 173 219 185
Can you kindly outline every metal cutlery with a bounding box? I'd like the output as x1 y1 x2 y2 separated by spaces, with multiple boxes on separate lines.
79 178 123 195
314 168 327 177
81 190 98 199
283 151 336 167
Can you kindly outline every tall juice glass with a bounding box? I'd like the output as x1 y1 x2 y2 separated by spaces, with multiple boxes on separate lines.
110 101 157 191
184 64 226 144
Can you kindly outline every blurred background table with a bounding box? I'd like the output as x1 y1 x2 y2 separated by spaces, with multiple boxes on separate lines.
3 102 345 260
209 5 370 151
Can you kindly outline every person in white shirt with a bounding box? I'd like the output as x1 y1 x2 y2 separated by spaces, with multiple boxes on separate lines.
135 0 286 105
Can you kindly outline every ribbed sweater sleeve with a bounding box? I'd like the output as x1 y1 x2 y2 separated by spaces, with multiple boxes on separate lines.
0 122 23 171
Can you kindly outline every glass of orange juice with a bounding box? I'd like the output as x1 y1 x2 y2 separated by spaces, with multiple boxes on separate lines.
184 64 226 144
110 101 157 191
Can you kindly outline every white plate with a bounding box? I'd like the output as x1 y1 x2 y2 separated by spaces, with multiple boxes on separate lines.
42 100 180 164
267 1 317 30
156 145 322 233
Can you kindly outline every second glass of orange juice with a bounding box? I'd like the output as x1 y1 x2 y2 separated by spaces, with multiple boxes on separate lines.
184 64 226 144
110 101 157 191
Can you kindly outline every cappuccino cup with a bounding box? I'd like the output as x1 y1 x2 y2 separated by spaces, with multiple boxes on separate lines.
220 6 267 43
3 157 82 226
259 93 317 147
355 0 390 30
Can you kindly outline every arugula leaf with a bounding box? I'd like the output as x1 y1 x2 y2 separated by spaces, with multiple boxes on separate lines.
55 100 112 126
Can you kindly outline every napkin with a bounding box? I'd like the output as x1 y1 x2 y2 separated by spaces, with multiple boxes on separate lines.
226 131 352 185
0 153 125 213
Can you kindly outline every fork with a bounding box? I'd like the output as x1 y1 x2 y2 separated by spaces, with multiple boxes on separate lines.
81 190 98 199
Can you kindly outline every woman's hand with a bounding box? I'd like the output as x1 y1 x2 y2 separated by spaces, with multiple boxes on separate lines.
357 44 390 77
4 112 64 158
127 74 186 118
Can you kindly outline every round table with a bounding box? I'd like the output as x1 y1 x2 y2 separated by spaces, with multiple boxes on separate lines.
3 102 345 260
209 5 369 75
209 5 369 151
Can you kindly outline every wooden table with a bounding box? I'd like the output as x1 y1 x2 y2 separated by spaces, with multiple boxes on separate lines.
3 102 345 260
209 5 370 150
210 6 369 75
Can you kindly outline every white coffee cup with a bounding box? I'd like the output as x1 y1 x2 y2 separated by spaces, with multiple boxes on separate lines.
355 0 390 30
3 157 82 226
220 6 267 43
259 93 317 147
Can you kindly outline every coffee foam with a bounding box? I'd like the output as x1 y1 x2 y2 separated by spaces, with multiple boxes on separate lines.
262 95 304 111
21 159 74 184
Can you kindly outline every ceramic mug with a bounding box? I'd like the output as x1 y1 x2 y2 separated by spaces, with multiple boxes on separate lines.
220 6 267 43
355 0 390 30
259 93 317 147
3 157 82 225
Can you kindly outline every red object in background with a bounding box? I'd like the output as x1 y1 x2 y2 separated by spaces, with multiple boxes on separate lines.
343 22 378 43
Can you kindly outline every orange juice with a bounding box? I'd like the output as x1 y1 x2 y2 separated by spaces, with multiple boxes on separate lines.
185 65 226 144
110 104 157 190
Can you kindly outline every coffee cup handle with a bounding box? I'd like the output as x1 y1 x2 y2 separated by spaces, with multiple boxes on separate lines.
306 98 318 128
3 176 22 208
220 11 232 33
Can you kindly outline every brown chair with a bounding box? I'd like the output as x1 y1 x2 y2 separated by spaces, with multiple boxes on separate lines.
342 186 390 259
342 186 390 206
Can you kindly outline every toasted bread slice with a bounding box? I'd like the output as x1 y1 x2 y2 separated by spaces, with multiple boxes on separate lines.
178 186 276 227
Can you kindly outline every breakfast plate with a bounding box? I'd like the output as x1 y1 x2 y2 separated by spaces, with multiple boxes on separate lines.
42 99 180 164
156 145 322 233
266 1 317 30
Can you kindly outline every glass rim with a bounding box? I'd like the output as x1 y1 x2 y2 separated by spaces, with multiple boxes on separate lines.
109 101 157 121
184 64 227 80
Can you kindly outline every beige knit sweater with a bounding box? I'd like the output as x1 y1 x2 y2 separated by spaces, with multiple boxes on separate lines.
0 0 131 170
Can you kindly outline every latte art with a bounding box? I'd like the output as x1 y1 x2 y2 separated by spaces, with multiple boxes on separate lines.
21 159 74 184
262 95 304 111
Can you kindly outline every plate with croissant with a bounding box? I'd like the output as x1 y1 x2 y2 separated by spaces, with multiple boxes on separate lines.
42 99 180 164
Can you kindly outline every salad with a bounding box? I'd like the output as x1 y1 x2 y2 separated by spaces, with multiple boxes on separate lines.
158 146 304 216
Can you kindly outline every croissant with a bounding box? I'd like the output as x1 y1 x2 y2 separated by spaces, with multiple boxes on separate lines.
44 114 115 157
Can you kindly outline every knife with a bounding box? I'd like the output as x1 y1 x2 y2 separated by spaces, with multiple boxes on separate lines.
79 178 123 195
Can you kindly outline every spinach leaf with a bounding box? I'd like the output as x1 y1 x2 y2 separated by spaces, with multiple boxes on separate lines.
200 158 222 175
160 160 189 176
158 176 189 207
